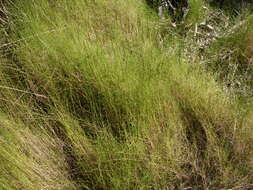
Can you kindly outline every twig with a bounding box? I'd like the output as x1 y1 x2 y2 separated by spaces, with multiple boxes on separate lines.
194 23 198 37
0 85 48 99
165 0 176 11
0 26 68 49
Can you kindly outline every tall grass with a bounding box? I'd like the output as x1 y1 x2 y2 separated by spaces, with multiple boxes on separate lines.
0 0 252 189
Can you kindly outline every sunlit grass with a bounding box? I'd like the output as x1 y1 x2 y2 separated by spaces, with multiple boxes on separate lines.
0 0 252 189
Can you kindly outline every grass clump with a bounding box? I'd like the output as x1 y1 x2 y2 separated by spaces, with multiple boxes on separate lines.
0 0 253 189
0 113 76 190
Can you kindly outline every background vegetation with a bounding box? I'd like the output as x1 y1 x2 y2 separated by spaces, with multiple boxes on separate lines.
0 0 252 189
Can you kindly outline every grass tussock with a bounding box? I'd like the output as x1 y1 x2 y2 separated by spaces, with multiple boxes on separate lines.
0 0 253 189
